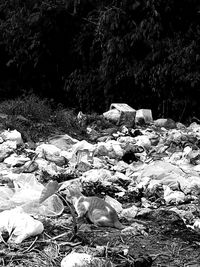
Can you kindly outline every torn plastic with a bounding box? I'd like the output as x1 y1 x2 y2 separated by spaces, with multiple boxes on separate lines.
0 174 64 217
0 207 44 243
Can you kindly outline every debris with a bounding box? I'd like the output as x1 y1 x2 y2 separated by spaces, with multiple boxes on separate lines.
36 143 66 166
135 109 153 124
0 207 44 243
154 118 176 129
1 129 23 145
103 103 136 127
61 252 109 267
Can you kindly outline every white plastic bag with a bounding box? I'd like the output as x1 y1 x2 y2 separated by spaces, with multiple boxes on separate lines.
0 207 44 243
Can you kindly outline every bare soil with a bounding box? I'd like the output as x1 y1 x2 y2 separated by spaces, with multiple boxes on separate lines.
2 206 200 267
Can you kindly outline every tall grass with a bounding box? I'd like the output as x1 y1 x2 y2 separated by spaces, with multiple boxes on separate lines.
0 94 52 122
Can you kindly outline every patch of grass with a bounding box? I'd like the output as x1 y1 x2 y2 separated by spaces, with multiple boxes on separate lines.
0 94 52 122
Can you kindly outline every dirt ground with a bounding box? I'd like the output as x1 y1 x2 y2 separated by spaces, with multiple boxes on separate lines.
2 205 200 267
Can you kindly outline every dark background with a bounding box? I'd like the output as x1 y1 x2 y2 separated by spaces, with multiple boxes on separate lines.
0 0 199 122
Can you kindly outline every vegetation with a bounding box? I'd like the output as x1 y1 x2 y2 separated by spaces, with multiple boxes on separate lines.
0 95 86 142
0 0 199 121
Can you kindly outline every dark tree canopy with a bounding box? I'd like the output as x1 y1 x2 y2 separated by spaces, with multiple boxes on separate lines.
0 0 199 121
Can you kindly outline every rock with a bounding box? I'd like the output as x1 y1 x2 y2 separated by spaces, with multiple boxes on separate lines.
154 118 176 129
35 144 66 166
61 252 105 267
135 109 153 124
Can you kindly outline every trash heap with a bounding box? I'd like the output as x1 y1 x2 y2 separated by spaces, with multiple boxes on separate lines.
1 104 200 266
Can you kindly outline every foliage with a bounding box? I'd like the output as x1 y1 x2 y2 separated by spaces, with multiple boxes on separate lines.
0 94 52 122
53 107 87 137
0 0 199 121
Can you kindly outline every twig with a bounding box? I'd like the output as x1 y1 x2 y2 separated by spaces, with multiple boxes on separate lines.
22 236 38 253
51 233 68 241
58 241 82 247
56 193 78 235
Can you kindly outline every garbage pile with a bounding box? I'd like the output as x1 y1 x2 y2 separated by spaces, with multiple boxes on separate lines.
1 104 200 266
